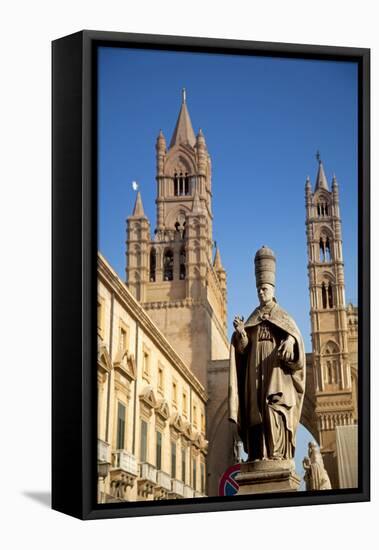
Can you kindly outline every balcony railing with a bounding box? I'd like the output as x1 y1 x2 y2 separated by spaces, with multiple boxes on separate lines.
97 439 110 464
139 462 157 484
156 470 172 492
112 449 138 476
170 479 184 497
183 485 194 498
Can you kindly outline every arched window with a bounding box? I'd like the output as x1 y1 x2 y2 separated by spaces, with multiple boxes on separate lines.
163 249 174 281
319 234 332 262
327 361 333 383
322 282 327 309
179 247 186 280
150 248 156 282
328 283 334 308
173 171 191 196
174 173 179 196
326 360 339 385
184 173 190 195
325 236 331 261
319 237 326 261
321 281 334 309
317 200 330 218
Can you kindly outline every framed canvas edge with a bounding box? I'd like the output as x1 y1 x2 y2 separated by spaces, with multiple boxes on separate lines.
52 29 370 521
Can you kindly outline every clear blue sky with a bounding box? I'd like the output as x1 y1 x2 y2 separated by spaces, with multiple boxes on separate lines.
98 46 358 480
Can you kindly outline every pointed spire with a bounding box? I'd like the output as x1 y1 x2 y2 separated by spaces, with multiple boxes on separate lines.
315 151 329 191
169 89 196 148
213 246 224 271
132 191 145 217
156 129 166 150
305 176 311 190
332 173 338 188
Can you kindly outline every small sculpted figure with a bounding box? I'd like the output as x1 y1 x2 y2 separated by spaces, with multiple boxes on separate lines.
303 441 332 490
229 246 306 461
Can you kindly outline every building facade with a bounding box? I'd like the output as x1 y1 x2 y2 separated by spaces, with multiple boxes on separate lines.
97 254 208 503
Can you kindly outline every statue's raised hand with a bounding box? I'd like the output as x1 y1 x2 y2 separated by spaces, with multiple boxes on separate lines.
233 315 245 335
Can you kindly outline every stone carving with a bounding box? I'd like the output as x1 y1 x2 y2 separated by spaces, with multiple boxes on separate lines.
303 441 332 490
229 246 306 462
233 438 244 464
111 473 128 499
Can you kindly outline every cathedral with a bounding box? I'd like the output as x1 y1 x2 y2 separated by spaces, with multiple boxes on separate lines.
97 91 358 501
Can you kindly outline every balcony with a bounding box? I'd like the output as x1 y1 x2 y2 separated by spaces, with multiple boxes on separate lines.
183 485 194 499
112 449 138 476
194 490 205 498
97 439 111 479
110 449 138 500
154 470 172 499
98 438 111 463
169 479 184 498
138 462 157 498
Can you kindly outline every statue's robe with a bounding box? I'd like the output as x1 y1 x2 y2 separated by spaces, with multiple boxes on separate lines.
305 458 332 490
228 302 306 460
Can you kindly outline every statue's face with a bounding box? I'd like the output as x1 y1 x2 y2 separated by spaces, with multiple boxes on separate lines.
257 284 275 305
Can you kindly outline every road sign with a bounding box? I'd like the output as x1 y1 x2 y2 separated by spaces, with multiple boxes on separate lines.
218 464 241 496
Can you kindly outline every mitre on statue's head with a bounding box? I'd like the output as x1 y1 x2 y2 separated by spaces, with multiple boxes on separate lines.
254 245 276 287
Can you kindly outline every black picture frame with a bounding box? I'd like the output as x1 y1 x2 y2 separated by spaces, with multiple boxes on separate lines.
52 30 370 520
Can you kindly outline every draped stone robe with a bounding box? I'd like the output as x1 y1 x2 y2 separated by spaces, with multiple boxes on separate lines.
228 302 306 461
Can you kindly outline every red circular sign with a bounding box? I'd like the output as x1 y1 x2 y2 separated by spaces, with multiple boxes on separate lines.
218 464 241 496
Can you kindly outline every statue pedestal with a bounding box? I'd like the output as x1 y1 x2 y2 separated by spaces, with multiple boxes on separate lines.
236 459 301 495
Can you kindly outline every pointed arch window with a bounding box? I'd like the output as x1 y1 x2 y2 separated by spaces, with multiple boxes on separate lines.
317 201 329 217
173 171 191 196
163 249 174 281
322 282 327 309
325 360 339 385
319 235 332 262
179 247 186 280
321 281 334 309
150 248 156 282
328 283 334 308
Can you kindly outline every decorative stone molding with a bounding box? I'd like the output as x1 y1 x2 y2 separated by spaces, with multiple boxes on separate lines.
192 431 209 454
138 462 157 498
139 385 157 419
169 412 184 440
155 398 170 427
113 349 136 381
182 421 195 442
98 345 112 376
110 472 135 500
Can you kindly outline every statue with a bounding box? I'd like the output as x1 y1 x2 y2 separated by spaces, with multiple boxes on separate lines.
303 441 332 490
233 438 244 464
228 246 306 462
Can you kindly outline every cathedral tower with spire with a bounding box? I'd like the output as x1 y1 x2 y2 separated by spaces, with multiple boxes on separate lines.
305 154 356 487
126 90 229 388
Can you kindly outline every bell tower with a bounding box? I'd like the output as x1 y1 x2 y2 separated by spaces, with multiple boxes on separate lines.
305 153 355 487
126 90 229 387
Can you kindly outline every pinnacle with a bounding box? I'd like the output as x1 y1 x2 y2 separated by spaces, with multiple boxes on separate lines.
132 191 145 217
315 160 329 191
169 91 196 148
213 246 224 270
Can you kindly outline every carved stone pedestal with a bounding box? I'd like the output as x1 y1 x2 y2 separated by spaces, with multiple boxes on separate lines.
236 459 301 495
